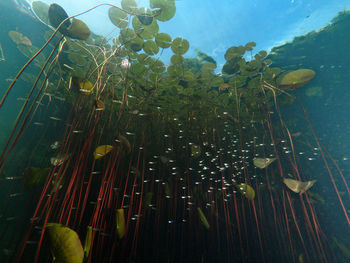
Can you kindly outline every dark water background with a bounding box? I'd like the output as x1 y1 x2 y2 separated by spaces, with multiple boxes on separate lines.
0 0 350 262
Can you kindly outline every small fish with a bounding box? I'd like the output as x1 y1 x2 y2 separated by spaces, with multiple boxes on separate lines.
54 96 66 101
50 141 60 150
63 64 74 70
33 122 44 126
72 130 83 134
17 97 26 101
49 116 61 121
5 176 21 180
9 193 22 197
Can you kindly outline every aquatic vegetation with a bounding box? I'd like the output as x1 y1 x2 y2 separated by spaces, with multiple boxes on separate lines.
1 2 349 263
283 178 317 194
197 207 210 230
278 69 316 90
8 31 32 46
23 167 50 188
32 1 50 24
116 208 126 239
253 157 276 169
236 183 255 200
46 223 84 263
94 145 114 160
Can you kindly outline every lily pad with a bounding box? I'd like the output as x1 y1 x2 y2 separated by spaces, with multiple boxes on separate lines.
32 1 50 24
143 40 159 55
46 223 84 263
66 18 90 40
119 28 137 45
201 62 216 73
8 31 32 46
171 37 189 55
155 33 172 48
48 3 71 34
150 0 176 22
224 46 246 61
121 0 137 13
167 64 182 76
132 16 159 40
135 8 154 25
236 183 255 200
279 69 316 90
108 7 128 28
245 41 256 51
170 54 183 64
127 36 144 52
150 59 165 73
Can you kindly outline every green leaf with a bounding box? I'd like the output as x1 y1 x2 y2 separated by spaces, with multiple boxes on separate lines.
171 37 189 55
121 0 137 12
119 28 137 45
132 15 159 40
155 33 172 48
167 64 182 76
150 0 176 22
170 54 184 65
108 7 128 28
224 46 246 60
135 8 154 25
143 40 159 55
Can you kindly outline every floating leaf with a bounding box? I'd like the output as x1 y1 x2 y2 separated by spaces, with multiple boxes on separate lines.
197 207 210 230
170 54 184 65
171 37 189 55
253 157 276 169
108 7 128 28
117 135 131 155
46 223 84 263
283 178 317 194
201 62 216 73
150 0 176 22
279 69 316 90
32 1 50 24
136 8 153 25
8 31 32 46
79 80 94 95
83 226 92 261
94 99 105 111
121 0 137 13
48 3 71 34
119 28 137 45
23 167 50 188
224 46 245 61
167 64 182 76
245 41 256 51
127 36 144 52
236 183 255 200
132 16 159 40
116 209 126 239
66 18 90 40
150 59 165 73
143 40 159 55
155 33 172 48
183 71 195 81
94 145 114 160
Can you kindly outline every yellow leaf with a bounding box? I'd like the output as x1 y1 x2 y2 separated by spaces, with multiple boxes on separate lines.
94 145 114 160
